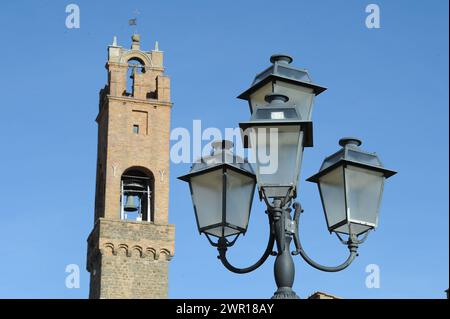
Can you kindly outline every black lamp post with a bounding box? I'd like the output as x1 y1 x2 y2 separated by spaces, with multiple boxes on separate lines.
179 55 396 299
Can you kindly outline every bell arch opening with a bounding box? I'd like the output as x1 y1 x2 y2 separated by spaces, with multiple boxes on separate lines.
120 167 154 222
125 57 146 97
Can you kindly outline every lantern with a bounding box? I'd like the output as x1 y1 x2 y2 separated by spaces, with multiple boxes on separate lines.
178 140 256 239
237 54 326 121
307 138 397 236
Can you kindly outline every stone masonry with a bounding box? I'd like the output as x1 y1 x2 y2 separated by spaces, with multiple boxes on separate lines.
87 34 174 299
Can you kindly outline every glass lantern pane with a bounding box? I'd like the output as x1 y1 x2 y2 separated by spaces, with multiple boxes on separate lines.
190 169 223 231
204 226 240 238
250 125 303 198
350 223 372 235
273 81 315 121
318 166 346 230
345 165 384 228
225 169 255 232
334 223 371 236
249 82 272 112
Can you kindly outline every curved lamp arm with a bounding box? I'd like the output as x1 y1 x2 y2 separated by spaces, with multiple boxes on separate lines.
291 202 359 272
216 214 275 274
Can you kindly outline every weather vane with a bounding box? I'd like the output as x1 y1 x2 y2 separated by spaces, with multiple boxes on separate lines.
128 9 140 34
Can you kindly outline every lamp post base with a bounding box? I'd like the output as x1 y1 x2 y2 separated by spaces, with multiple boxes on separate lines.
272 287 300 299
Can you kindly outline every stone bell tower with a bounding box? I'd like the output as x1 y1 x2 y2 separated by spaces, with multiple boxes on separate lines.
87 34 175 299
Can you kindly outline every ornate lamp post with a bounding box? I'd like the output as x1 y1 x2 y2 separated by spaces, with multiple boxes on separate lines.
179 55 396 299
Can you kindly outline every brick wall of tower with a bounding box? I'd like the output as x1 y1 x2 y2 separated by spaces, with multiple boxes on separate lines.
99 97 171 224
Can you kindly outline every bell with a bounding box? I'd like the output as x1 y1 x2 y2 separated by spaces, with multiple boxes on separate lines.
124 180 145 191
124 195 139 212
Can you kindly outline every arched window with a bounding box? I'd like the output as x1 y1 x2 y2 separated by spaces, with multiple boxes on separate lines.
120 167 154 222
125 57 146 97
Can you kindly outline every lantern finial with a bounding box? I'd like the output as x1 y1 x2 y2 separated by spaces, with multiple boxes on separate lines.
270 54 293 64
339 137 362 148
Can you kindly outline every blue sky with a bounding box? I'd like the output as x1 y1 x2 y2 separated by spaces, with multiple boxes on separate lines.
0 0 448 299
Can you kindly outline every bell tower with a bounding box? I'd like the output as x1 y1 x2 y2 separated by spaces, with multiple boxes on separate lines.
87 34 175 299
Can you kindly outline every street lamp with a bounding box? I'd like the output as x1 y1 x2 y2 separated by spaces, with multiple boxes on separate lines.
307 137 397 236
178 140 256 242
239 93 312 199
179 55 396 299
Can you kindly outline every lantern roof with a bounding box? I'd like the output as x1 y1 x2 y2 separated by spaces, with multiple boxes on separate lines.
178 140 255 182
239 94 314 147
237 54 327 102
307 137 397 183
